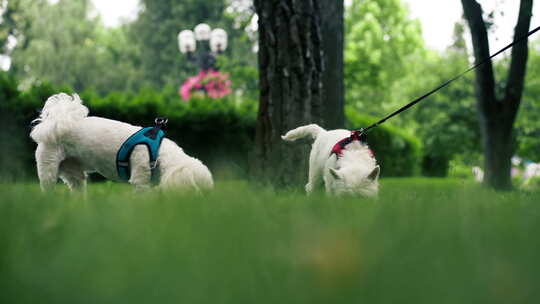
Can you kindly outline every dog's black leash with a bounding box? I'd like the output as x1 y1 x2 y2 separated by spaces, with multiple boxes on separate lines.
358 25 540 134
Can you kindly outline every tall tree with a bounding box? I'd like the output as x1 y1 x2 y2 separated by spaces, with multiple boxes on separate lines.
9 0 99 90
0 0 38 54
344 0 424 118
461 0 533 190
517 38 540 161
320 0 344 129
252 0 324 186
408 21 479 177
8 0 142 94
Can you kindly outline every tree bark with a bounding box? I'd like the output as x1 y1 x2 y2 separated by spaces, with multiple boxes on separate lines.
461 0 533 190
319 0 345 129
253 0 324 187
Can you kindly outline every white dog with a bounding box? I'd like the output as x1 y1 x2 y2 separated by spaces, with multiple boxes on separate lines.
282 124 380 196
472 166 484 182
30 93 213 193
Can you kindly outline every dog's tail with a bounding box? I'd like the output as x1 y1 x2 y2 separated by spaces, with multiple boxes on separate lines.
281 124 325 142
30 93 89 143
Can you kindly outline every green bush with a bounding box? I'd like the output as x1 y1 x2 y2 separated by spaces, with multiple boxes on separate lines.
447 159 474 179
0 73 28 182
522 176 540 191
345 107 422 177
0 73 62 181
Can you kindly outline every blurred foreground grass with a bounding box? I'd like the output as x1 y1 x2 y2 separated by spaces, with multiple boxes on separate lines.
1 178 539 304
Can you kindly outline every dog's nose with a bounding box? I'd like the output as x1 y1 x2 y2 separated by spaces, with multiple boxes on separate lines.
30 118 42 128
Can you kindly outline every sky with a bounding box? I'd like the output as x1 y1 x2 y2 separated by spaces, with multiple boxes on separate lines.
402 0 540 51
91 0 140 26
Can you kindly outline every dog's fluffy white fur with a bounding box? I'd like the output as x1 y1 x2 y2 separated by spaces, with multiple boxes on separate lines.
30 93 213 192
282 124 380 197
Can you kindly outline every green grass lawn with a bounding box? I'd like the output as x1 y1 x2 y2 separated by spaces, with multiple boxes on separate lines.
1 178 539 304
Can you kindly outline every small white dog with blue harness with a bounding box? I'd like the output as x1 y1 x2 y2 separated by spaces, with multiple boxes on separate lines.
30 93 214 192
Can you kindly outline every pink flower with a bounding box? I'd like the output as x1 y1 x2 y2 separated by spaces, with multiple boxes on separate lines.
511 167 520 178
179 69 232 101
180 74 203 101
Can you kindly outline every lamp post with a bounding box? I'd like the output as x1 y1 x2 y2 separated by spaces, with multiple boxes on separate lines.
178 23 228 71
177 24 231 100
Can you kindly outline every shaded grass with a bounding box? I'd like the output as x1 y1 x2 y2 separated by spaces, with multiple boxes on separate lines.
1 178 539 304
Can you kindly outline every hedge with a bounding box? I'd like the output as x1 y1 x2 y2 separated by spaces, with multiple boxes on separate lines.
1 73 422 181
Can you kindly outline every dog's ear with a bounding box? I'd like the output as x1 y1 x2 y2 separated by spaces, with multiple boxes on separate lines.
329 168 342 180
367 165 380 181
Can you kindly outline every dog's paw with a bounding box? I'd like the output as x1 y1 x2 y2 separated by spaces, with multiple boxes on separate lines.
305 183 314 193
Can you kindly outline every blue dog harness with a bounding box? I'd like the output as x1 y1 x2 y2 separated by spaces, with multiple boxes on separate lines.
116 117 167 183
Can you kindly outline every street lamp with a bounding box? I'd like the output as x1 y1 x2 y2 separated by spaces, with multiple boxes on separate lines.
194 23 211 41
178 24 232 101
178 30 196 54
178 23 228 71
210 28 227 53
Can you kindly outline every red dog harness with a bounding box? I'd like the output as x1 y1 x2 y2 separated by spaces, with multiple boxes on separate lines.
331 130 374 158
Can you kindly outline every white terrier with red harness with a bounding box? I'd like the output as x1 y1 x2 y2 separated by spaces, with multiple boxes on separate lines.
282 124 380 197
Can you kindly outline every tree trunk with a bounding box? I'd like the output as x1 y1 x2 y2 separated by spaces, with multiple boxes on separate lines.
319 0 345 129
461 0 533 190
482 115 514 189
252 0 324 187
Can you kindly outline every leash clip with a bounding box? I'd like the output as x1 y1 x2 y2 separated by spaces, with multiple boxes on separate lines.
144 117 168 140
155 117 168 128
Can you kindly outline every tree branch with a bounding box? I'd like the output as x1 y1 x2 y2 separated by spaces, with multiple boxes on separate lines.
461 0 497 113
504 0 533 118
